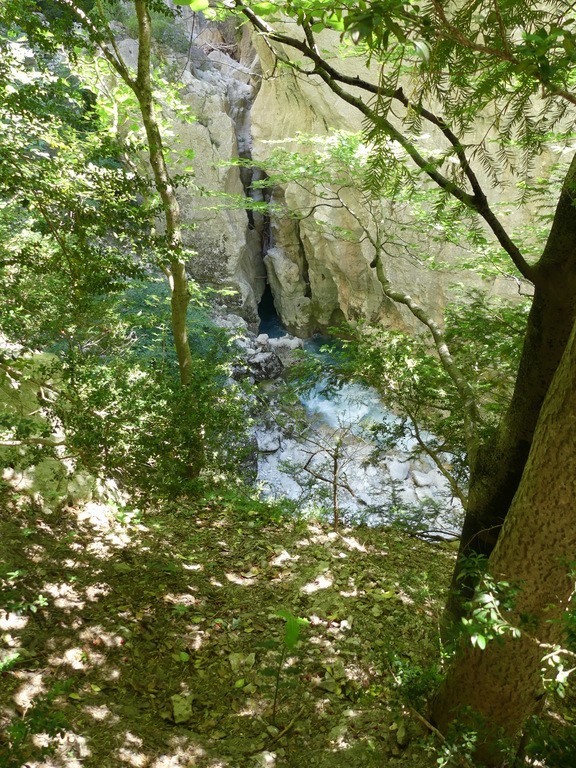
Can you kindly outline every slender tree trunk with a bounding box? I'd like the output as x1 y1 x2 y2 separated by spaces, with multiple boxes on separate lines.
133 0 193 386
444 154 576 625
51 1 194 385
431 315 576 765
332 444 339 531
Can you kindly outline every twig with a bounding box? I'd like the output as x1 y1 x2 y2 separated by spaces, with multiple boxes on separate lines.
269 703 306 743
408 706 476 768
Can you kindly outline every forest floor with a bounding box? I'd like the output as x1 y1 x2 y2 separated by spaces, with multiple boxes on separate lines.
0 487 571 768
0 487 456 768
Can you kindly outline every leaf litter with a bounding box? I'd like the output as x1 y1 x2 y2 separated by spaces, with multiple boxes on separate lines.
0 490 459 767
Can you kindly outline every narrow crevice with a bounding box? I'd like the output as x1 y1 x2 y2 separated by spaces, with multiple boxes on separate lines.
257 283 285 337
296 222 312 299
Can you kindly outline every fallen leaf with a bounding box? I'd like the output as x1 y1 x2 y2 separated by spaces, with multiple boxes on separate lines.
170 693 195 724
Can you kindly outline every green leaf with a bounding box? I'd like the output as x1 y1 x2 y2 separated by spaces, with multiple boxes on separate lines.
173 0 209 9
412 40 430 63
276 609 308 650
472 633 487 650
252 2 277 15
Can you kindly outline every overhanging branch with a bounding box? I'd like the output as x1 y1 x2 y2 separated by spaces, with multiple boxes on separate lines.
236 1 535 281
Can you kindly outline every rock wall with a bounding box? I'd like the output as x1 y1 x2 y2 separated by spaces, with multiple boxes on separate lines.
247 29 538 336
115 19 266 325
115 15 544 336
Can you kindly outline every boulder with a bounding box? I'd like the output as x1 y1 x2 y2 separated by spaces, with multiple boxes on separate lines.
255 429 281 453
246 351 283 381
267 336 304 366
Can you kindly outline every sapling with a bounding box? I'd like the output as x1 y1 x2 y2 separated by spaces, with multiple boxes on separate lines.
271 609 309 725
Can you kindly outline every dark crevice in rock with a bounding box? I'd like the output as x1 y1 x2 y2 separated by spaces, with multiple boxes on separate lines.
296 222 312 299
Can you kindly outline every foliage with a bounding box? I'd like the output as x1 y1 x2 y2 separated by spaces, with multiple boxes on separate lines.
0 35 149 351
320 290 527 501
388 655 442 712
456 555 522 651
526 714 576 768
56 284 251 497
0 682 71 768
0 564 50 615
0 21 251 497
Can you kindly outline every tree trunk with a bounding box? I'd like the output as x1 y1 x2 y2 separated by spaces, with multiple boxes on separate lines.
431 316 576 765
133 0 193 386
48 1 194 385
444 154 576 625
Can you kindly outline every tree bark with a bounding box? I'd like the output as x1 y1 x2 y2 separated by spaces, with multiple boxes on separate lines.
431 316 576 765
133 0 193 386
444 153 576 624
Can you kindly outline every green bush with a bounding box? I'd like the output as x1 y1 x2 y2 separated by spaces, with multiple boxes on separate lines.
58 321 250 498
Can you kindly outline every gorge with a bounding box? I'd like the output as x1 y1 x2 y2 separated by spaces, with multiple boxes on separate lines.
3 4 576 766
135 11 535 337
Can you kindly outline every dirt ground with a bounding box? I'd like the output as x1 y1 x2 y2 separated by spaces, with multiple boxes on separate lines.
0 485 549 767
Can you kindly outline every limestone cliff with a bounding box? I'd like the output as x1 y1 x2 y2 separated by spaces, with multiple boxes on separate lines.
113 18 266 325
247 29 536 336
114 14 543 336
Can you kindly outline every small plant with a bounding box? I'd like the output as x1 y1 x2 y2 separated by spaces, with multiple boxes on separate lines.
387 653 443 716
0 568 50 615
458 557 521 650
272 610 309 723
434 723 479 768
0 651 21 673
0 682 71 768
258 609 309 725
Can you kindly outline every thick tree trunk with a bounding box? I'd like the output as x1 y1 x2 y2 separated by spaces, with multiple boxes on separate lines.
444 154 576 625
133 0 193 387
431 317 576 765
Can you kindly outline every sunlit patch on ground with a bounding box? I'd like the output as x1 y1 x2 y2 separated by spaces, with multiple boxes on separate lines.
12 672 46 711
300 572 333 593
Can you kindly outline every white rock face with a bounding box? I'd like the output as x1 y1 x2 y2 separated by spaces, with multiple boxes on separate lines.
115 29 266 324
248 29 536 336
114 20 540 335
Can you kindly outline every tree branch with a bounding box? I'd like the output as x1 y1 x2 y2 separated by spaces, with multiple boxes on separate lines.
236 2 534 279
56 0 135 87
404 403 468 506
372 252 479 462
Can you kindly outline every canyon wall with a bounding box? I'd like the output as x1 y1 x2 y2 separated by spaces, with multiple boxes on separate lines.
247 29 538 336
115 19 266 325
117 13 547 335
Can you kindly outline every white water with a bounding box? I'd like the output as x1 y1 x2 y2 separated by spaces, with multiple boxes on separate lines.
256 374 463 539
